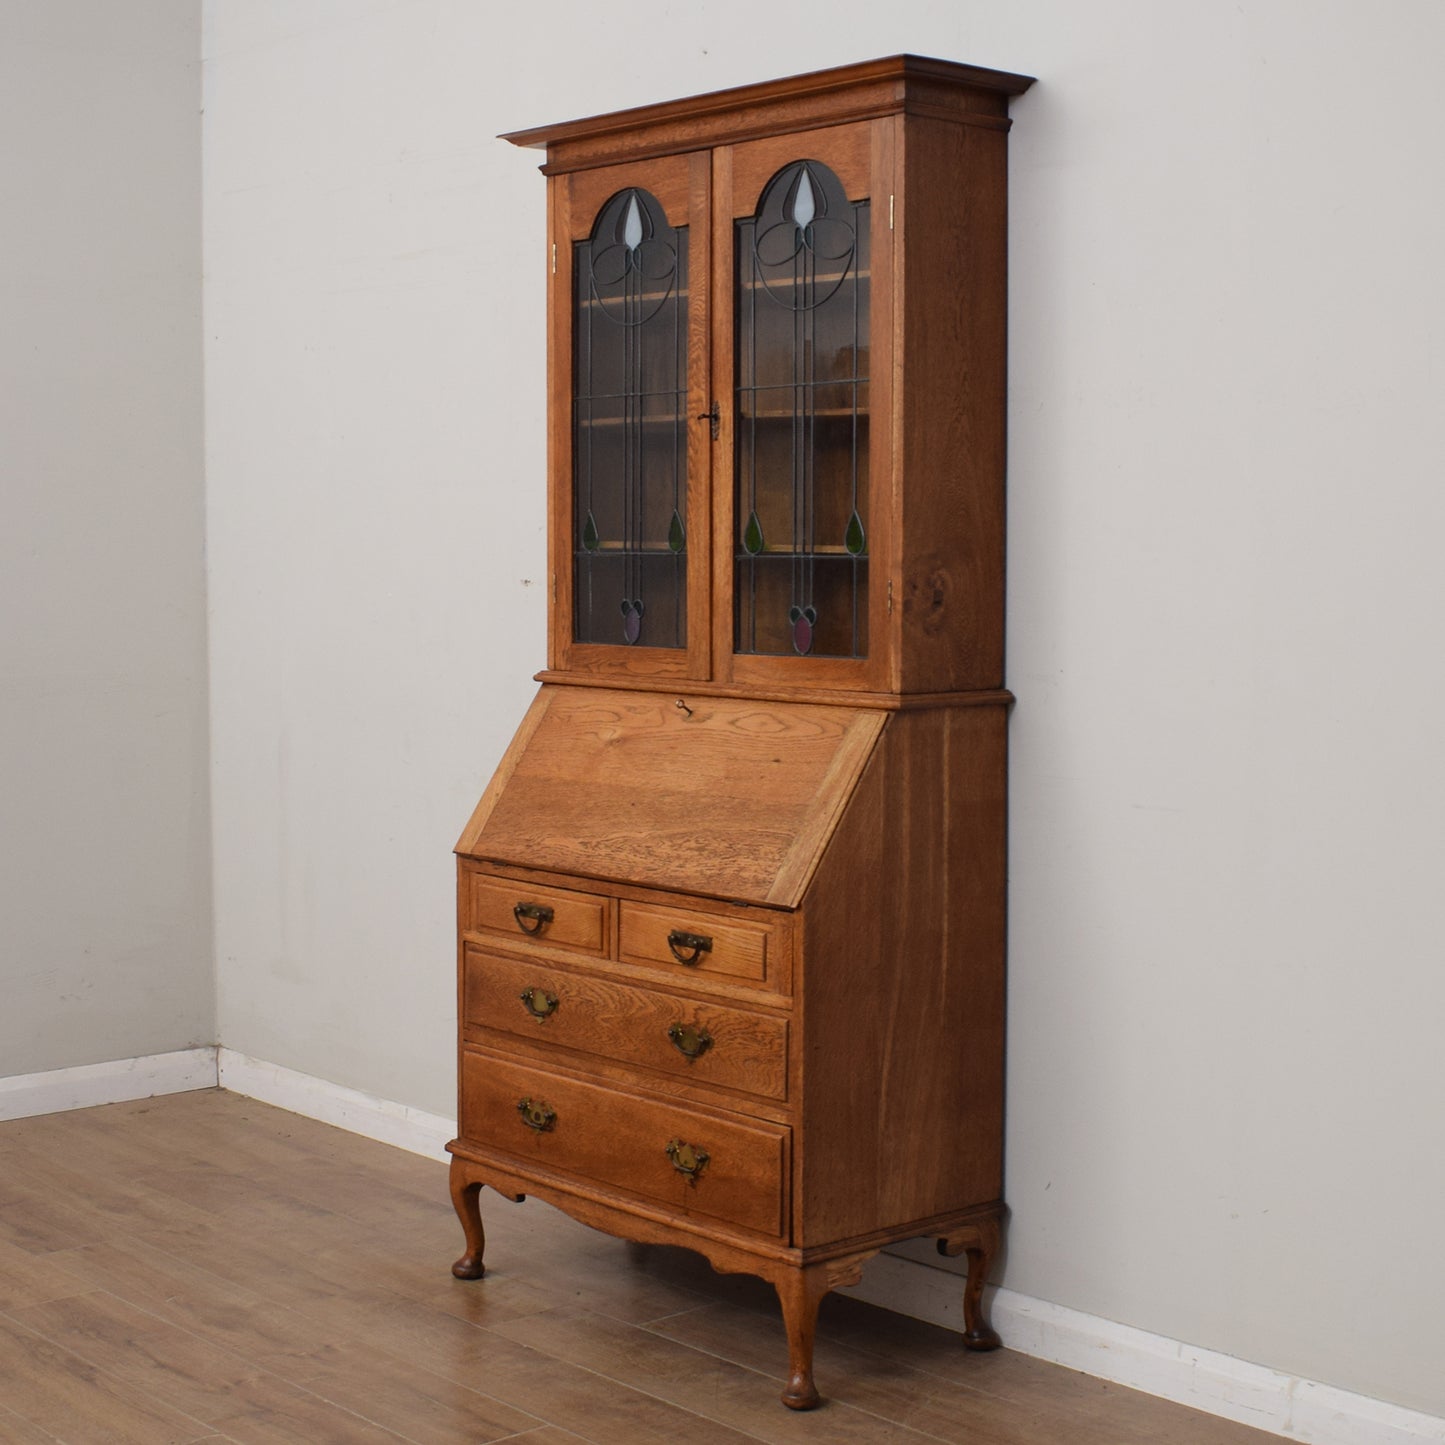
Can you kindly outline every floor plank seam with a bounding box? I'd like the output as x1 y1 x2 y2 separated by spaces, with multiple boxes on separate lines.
475 1328 775 1445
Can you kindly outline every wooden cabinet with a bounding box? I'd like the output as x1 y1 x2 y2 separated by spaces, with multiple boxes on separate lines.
448 55 1033 1409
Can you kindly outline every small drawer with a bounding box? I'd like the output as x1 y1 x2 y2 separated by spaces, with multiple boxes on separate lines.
461 1051 787 1237
619 901 780 986
463 946 789 1102
467 874 609 955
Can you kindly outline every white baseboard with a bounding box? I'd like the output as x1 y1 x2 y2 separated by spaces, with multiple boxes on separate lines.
0 1047 219 1122
843 1253 1445 1445
9 1048 1440 1445
216 1047 455 1161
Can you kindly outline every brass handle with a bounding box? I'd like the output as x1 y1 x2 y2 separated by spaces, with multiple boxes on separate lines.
519 987 559 1020
666 1138 710 1182
666 929 713 965
513 902 554 936
667 1022 714 1060
517 1097 557 1132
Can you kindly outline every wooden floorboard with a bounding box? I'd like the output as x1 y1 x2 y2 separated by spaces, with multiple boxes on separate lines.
0 1090 1281 1444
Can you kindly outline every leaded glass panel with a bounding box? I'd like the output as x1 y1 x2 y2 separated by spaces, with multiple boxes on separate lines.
735 161 869 659
573 188 688 648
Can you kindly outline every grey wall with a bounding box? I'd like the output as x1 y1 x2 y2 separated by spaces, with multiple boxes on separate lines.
202 2 1445 1419
0 1 211 1074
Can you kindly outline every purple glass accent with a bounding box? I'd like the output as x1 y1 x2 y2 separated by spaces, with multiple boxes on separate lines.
621 599 643 645
789 605 816 656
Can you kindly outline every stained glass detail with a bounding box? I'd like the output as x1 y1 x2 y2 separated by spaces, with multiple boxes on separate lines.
620 597 644 644
573 188 688 648
788 605 817 656
622 194 643 252
734 160 870 659
791 169 816 230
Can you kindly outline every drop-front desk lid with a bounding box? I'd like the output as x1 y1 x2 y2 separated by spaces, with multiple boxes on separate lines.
456 686 885 908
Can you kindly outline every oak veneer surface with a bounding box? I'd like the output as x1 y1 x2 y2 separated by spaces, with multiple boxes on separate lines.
456 685 884 906
798 704 1008 1241
0 1091 1283 1445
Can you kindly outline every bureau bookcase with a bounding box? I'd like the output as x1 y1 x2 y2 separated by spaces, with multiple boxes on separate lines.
447 55 1033 1409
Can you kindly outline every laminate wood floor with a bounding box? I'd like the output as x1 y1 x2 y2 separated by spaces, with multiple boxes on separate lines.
0 1090 1279 1444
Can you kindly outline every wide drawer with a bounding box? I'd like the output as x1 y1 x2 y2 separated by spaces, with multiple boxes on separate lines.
460 1050 787 1237
618 900 782 988
467 873 609 955
463 945 789 1102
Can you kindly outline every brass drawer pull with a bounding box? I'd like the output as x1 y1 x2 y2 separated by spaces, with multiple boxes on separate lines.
667 1022 714 1060
516 1097 557 1132
513 901 555 935
519 987 559 1020
666 929 713 965
666 1138 710 1182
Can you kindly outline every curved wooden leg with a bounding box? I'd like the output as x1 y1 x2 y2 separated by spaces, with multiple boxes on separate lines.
449 1158 487 1280
774 1265 830 1410
773 1252 874 1410
938 1212 1003 1350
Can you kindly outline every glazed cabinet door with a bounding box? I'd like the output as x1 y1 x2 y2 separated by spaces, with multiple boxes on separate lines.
712 121 895 692
550 154 712 678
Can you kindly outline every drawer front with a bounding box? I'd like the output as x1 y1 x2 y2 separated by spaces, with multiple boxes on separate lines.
618 901 780 987
468 874 609 955
460 1051 787 1237
463 946 789 1102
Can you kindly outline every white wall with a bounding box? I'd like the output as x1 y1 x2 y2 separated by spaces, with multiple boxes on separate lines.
202 0 1445 1421
0 1 211 1075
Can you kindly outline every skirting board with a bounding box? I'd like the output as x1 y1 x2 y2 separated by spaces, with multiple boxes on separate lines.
0 1047 218 1121
839 1255 1445 1445
216 1047 455 1161
6 1049 1440 1445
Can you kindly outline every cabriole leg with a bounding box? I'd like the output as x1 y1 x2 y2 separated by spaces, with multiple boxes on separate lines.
449 1158 487 1280
938 1212 1003 1350
774 1264 830 1410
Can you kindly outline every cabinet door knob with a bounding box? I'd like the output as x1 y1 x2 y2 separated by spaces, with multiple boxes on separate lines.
516 1097 557 1132
666 929 713 965
666 1138 710 1182
695 401 720 439
513 901 555 935
519 987 559 1020
667 1022 714 1060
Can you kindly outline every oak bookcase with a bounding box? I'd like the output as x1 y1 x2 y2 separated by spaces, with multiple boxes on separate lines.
447 55 1033 1409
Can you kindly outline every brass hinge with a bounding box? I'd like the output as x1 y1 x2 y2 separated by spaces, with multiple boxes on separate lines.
551 242 557 274
552 572 557 602
888 579 894 614
889 194 895 230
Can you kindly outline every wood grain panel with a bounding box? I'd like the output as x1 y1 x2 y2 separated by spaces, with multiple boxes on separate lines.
796 704 1008 1241
467 874 610 956
617 899 775 984
897 115 1009 691
457 686 883 906
463 944 790 1101
459 1050 788 1237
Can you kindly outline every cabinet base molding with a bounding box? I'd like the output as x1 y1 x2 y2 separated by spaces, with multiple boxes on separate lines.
446 1146 1003 1410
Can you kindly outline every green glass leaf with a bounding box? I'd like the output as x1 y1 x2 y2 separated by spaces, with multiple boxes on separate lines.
743 510 764 556
581 511 600 553
844 510 866 556
668 510 685 553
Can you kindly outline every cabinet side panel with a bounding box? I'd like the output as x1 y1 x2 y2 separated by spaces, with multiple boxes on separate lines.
797 705 1006 1244
898 117 1009 692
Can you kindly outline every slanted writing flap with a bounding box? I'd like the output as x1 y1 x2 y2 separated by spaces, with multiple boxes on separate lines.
456 686 885 907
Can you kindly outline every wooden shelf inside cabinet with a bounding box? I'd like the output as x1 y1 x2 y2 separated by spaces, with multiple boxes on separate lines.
454 53 1032 1413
